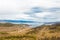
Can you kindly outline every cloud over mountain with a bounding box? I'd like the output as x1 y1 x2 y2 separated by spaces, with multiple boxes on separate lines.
0 0 60 26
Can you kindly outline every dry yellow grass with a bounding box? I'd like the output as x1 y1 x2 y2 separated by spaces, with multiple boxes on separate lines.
0 23 60 40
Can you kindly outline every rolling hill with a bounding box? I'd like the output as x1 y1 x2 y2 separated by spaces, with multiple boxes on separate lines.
0 22 60 40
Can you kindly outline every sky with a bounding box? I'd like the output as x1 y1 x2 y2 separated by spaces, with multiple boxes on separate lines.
0 0 60 26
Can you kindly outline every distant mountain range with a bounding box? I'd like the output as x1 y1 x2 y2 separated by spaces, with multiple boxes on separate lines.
0 20 36 23
0 20 60 26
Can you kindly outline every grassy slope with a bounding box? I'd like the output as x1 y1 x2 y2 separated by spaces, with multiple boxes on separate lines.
0 23 60 40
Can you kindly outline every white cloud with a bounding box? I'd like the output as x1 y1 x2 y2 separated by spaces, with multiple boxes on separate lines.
34 12 51 17
0 0 60 23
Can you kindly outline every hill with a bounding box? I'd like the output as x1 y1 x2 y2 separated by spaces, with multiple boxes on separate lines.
26 22 60 40
0 22 60 40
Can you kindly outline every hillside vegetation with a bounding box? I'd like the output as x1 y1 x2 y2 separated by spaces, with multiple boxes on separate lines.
0 23 60 40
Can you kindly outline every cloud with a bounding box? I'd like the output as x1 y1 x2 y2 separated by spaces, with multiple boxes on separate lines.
49 7 60 13
0 0 60 26
24 7 60 22
34 12 51 17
